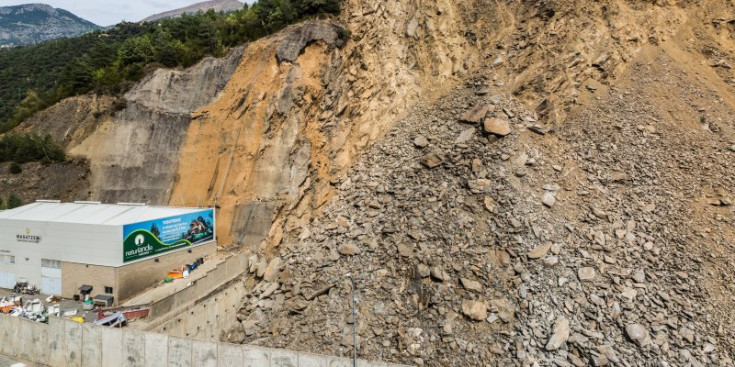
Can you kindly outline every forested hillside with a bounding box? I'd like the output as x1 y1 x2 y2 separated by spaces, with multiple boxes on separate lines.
0 0 341 134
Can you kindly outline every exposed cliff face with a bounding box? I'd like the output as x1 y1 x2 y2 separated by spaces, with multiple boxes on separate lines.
18 46 244 205
69 47 245 204
170 0 486 247
166 0 694 249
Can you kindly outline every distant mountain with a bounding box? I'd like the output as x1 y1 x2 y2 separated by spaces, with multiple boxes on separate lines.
0 3 98 47
142 0 245 22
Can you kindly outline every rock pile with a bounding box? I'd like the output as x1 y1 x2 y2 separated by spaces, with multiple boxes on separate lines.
226 62 735 366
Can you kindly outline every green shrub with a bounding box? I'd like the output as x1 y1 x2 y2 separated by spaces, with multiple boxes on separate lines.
0 133 66 164
7 193 23 209
8 162 22 174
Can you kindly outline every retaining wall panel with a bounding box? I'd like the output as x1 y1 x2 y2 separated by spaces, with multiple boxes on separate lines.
0 314 12 356
168 337 192 367
122 329 146 367
328 357 353 367
192 339 218 367
271 349 298 367
15 319 33 362
31 319 49 364
243 345 271 367
217 342 243 367
152 294 176 318
64 320 83 367
299 352 328 367
144 332 169 367
47 317 66 366
209 265 227 287
174 285 197 310
101 326 124 367
81 323 103 367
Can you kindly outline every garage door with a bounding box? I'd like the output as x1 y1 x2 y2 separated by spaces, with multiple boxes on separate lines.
0 255 15 289
41 259 62 295
0 272 14 289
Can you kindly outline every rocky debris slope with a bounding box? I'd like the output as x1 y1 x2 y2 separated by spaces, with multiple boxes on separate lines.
0 159 89 204
169 0 680 248
225 40 735 366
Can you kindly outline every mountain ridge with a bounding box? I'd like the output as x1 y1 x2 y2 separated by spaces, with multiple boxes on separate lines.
0 3 98 47
142 0 245 22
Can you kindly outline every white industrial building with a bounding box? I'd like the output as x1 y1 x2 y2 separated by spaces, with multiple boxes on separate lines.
0 201 216 304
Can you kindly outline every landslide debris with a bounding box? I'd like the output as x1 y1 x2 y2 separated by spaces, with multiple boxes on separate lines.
229 46 735 364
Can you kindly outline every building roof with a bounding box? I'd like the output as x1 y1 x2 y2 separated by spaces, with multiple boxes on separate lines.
0 201 208 226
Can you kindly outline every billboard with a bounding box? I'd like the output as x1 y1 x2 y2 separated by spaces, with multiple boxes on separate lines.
123 209 214 263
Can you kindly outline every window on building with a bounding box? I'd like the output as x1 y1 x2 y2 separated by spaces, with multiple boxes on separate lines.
41 259 61 269
105 286 113 294
0 255 14 264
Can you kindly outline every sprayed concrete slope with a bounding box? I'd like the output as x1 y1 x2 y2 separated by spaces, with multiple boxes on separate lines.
65 47 245 204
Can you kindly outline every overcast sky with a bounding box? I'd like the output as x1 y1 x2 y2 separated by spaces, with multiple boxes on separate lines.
0 1 249 26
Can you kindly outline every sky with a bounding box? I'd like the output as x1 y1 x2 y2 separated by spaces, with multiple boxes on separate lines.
0 0 249 26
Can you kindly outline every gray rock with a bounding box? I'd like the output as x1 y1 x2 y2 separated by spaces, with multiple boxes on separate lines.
459 105 490 124
578 267 596 281
483 118 512 136
528 244 551 259
542 192 556 207
256 257 268 278
625 323 651 347
460 278 482 292
631 269 645 283
420 152 444 168
545 317 571 351
338 243 361 256
467 179 492 193
461 300 487 321
263 257 283 282
455 127 476 144
413 135 429 148
528 124 547 135
430 267 446 281
276 21 346 63
417 264 430 278
248 254 258 273
544 256 559 267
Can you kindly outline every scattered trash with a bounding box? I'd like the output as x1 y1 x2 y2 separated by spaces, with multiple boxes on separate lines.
13 281 39 295
97 306 150 322
94 312 126 327
165 257 204 282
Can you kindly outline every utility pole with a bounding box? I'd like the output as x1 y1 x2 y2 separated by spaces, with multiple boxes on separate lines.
347 271 358 367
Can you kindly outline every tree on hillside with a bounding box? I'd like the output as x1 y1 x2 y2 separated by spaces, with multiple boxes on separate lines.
7 193 23 209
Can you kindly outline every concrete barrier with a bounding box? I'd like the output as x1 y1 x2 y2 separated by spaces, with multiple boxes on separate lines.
0 313 412 367
147 253 248 326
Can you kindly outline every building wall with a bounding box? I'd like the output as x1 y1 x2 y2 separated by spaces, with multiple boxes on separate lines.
0 220 120 288
116 242 216 302
61 262 117 302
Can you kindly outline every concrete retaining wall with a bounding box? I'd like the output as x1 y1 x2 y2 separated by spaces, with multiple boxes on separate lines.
0 313 410 367
148 252 248 321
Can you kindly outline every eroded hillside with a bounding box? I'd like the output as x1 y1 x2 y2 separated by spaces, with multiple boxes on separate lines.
12 0 735 365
